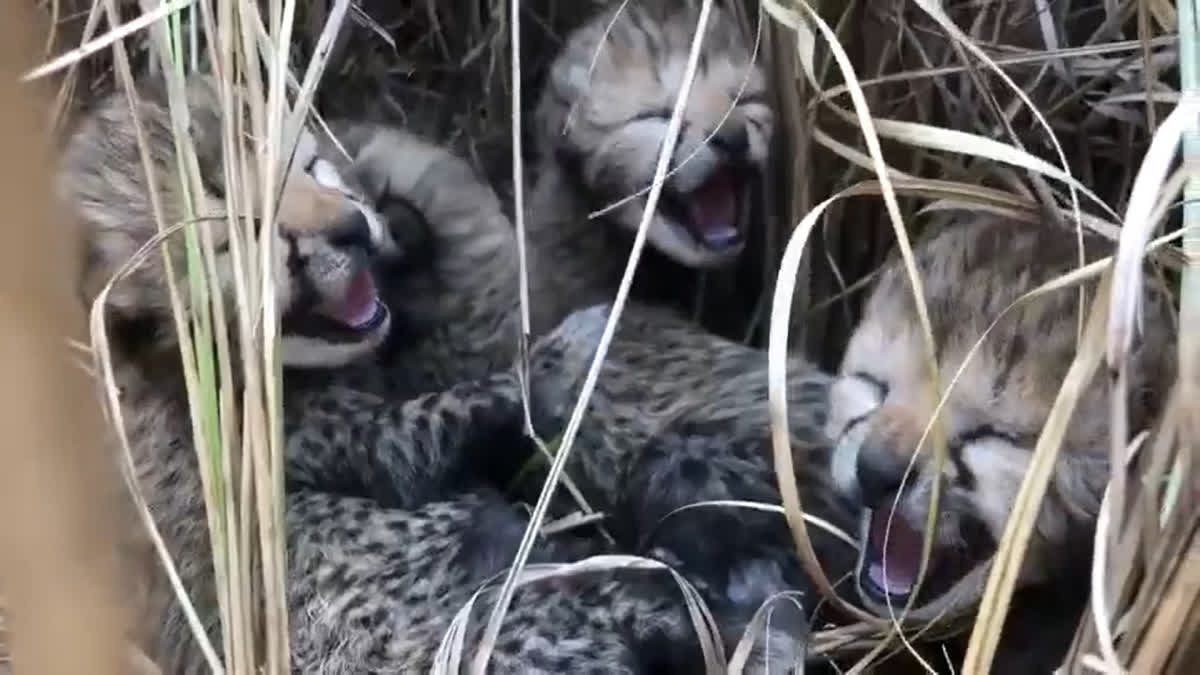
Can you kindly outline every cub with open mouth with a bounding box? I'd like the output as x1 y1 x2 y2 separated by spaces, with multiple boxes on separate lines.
824 215 1176 669
523 0 774 336
269 133 398 368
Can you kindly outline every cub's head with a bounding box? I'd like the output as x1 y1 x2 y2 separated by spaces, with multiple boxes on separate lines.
535 0 773 268
825 218 1175 620
63 77 400 370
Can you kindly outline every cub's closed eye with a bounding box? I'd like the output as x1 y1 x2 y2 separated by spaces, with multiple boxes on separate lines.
629 108 672 124
851 371 889 398
953 425 1026 449
733 91 768 108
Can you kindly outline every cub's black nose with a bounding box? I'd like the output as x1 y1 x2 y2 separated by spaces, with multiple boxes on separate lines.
856 444 908 510
713 124 749 159
329 209 373 252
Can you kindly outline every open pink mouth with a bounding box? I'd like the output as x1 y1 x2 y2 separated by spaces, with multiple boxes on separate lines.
315 268 387 332
660 165 747 253
865 507 925 598
858 504 994 606
682 167 741 250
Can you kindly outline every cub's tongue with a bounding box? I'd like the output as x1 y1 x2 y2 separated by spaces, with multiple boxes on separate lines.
322 269 380 329
684 169 741 250
866 507 924 598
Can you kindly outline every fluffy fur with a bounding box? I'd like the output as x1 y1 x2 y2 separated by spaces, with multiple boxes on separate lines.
60 76 714 674
525 0 775 335
825 216 1176 666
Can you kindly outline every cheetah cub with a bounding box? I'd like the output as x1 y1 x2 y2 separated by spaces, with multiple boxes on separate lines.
61 75 716 674
826 216 1175 669
525 0 774 335
296 120 522 397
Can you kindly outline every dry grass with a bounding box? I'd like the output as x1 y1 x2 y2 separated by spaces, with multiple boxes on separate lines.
14 0 1198 673
0 0 149 673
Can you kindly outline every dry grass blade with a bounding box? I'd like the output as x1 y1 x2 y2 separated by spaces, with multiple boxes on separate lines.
1094 97 1199 675
816 108 1119 222
22 0 194 83
767 183 885 626
1107 98 1200 366
1181 0 1200 387
510 0 536 441
646 499 860 552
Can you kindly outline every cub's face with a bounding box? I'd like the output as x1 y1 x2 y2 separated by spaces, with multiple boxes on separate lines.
824 219 1172 620
536 0 773 268
272 130 397 368
67 79 403 370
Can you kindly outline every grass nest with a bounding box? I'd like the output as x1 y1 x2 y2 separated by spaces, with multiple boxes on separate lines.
24 0 1199 673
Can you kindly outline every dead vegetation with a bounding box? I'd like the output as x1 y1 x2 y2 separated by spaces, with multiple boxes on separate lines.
0 0 150 673
7 0 1197 673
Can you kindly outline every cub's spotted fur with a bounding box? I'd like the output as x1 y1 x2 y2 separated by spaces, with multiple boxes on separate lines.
525 0 774 335
826 216 1176 669
61 76 714 674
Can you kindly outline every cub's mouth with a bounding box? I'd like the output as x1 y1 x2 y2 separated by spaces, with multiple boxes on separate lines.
660 164 752 253
856 502 995 610
283 266 390 343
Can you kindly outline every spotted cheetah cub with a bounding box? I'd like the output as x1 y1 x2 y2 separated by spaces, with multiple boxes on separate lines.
826 216 1175 668
61 75 715 674
525 0 774 335
296 120 521 397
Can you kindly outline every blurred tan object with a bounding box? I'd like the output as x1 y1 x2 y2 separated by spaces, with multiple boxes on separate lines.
0 1 143 673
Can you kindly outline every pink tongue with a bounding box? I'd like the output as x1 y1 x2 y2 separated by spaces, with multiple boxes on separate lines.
685 170 740 249
330 269 378 328
867 508 923 596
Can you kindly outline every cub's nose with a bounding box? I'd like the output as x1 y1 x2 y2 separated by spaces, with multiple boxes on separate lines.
328 208 373 252
712 124 749 160
855 443 909 510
